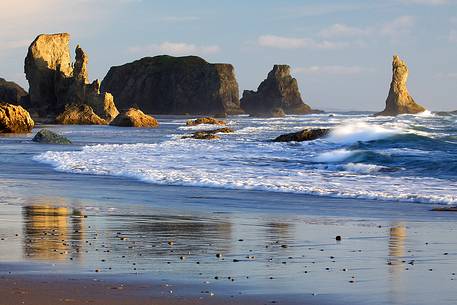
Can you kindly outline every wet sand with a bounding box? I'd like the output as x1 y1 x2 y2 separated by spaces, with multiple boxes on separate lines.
0 273 313 305
1 198 457 305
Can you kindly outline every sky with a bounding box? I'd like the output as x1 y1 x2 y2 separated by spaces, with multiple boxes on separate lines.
1 0 456 111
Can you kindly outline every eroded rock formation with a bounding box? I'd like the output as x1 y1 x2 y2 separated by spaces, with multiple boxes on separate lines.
101 55 243 115
110 108 159 128
240 65 316 117
0 78 29 106
0 102 34 133
273 128 330 142
376 55 426 116
24 33 118 122
55 104 107 125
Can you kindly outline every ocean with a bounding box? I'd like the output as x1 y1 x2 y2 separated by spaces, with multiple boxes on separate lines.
24 112 457 205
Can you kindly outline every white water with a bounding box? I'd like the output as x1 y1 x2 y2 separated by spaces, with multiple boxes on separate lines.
34 114 457 205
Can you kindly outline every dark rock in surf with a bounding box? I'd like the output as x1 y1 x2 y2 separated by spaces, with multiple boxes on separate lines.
273 128 330 142
240 65 318 117
32 129 71 144
101 55 243 115
182 127 234 140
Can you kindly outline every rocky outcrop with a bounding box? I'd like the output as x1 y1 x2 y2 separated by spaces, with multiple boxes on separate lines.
376 55 426 116
182 127 234 140
110 108 159 128
101 55 243 115
240 65 316 117
0 102 34 133
0 78 30 106
273 128 330 142
55 104 107 125
186 117 225 126
24 33 118 121
32 129 71 144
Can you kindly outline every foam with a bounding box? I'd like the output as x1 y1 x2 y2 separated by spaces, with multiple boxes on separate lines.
326 121 400 144
34 139 457 205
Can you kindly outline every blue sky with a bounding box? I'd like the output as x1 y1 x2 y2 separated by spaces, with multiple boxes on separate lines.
1 0 456 111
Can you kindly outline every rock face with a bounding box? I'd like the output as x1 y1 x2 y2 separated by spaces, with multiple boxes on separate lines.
101 55 243 115
32 129 71 144
0 102 34 133
0 78 30 106
240 65 315 117
110 108 159 128
273 128 330 142
376 55 426 116
55 104 107 125
186 117 225 126
24 33 118 121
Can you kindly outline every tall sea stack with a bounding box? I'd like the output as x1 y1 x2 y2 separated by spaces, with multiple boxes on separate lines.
376 55 425 116
101 55 243 115
24 33 118 122
240 65 315 117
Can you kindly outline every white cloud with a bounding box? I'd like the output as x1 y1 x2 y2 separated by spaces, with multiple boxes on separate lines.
319 24 372 38
380 16 416 40
257 35 347 50
294 65 371 76
128 42 221 56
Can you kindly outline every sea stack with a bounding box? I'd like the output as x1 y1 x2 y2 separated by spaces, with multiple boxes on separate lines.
24 33 118 122
376 55 425 116
240 65 315 117
101 55 243 115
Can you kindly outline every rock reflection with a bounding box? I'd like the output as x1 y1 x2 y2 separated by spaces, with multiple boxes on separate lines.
388 223 407 304
22 205 84 261
389 224 406 267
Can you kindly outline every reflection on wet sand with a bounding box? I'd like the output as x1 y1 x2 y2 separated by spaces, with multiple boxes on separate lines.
23 205 84 261
113 215 233 258
388 223 407 304
389 224 406 267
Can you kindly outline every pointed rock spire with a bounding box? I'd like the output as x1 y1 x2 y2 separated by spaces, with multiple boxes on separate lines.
376 55 425 116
